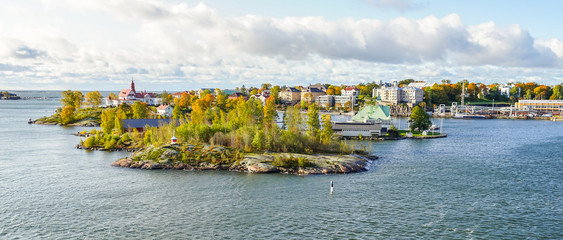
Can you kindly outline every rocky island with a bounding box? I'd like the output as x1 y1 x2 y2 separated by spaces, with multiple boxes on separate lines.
111 143 378 175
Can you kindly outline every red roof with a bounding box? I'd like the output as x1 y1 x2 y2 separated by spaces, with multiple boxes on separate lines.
157 105 171 110
345 87 359 91
119 89 134 98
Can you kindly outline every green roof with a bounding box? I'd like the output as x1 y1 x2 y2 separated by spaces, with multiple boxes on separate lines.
351 105 391 122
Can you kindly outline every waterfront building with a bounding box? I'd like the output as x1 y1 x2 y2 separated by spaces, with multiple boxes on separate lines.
516 100 563 112
316 95 335 108
351 105 393 130
106 80 157 106
331 121 383 138
373 86 423 107
334 95 355 108
280 87 301 104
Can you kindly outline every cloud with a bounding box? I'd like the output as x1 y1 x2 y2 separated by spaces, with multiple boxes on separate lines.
0 0 562 90
360 0 424 12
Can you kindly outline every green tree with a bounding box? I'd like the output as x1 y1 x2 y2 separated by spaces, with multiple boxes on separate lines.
114 116 124 135
409 106 431 132
132 101 149 119
320 115 333 143
263 99 276 126
117 103 132 119
61 90 84 109
306 104 320 140
172 104 183 119
270 85 281 104
84 91 103 108
83 136 96 148
161 91 173 105
550 85 562 100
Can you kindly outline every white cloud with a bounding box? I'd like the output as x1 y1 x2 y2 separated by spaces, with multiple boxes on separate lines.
360 0 421 12
0 0 562 90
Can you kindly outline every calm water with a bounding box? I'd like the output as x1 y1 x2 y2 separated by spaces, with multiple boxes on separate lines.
1 93 562 239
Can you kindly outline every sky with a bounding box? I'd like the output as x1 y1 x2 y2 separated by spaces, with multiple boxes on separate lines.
1 0 563 91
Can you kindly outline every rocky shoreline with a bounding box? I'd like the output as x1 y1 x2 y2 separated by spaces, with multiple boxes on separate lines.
111 144 378 175
33 119 99 127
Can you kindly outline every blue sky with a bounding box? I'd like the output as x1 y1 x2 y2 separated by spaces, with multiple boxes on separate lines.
1 0 562 90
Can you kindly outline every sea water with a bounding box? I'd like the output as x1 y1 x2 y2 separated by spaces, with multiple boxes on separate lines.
0 92 561 239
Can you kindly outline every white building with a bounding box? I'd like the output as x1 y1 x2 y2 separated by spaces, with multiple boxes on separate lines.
156 105 173 117
407 81 434 89
334 95 355 108
341 87 360 98
315 95 335 108
373 86 423 106
499 85 512 98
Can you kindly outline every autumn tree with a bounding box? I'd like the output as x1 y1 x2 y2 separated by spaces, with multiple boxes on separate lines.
172 104 183 119
85 91 103 108
191 99 206 125
116 103 132 119
132 101 149 119
161 90 173 105
60 106 75 125
61 90 84 109
101 108 116 133
270 85 281 104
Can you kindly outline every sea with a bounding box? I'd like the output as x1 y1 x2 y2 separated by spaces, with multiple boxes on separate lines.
0 91 562 239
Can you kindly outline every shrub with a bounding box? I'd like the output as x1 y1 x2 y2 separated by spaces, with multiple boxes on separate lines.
83 136 96 148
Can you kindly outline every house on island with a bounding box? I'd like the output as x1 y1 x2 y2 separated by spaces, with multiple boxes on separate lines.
331 121 383 139
122 119 176 132
157 105 173 117
106 80 159 106
331 105 392 138
351 105 393 130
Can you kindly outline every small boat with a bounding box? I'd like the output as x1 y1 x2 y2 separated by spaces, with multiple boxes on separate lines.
27 118 32 124
454 112 485 119
429 124 439 130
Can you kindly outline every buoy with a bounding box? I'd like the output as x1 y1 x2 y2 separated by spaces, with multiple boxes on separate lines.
330 181 334 194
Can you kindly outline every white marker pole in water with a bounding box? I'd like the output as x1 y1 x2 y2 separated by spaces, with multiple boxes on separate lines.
330 181 334 194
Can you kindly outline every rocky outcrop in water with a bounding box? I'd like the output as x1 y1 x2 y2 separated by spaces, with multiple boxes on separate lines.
111 144 378 175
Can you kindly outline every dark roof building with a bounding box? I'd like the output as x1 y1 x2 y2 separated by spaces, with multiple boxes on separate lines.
122 119 176 132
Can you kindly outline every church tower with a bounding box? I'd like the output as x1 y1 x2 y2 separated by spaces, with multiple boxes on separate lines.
130 79 136 93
